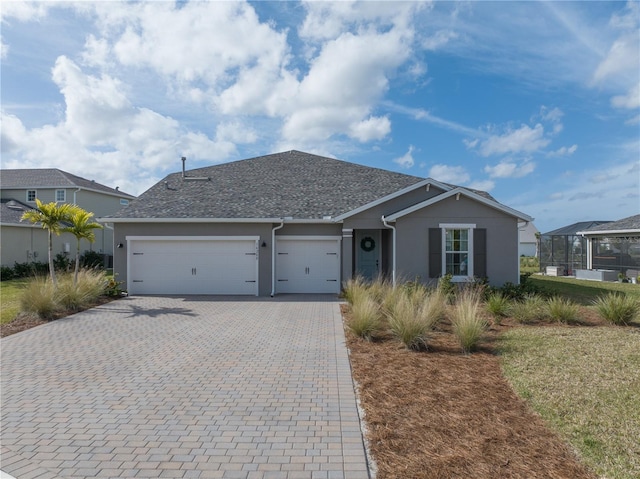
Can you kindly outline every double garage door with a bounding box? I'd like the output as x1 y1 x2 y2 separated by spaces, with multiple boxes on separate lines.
128 237 259 295
127 236 341 295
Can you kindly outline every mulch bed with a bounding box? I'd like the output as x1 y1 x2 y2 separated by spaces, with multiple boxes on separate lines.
344 305 598 479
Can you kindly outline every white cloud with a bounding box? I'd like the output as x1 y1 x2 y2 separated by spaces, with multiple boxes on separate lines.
476 124 550 157
548 192 564 200
548 144 578 157
467 180 495 192
423 29 458 50
611 82 640 109
0 1 50 22
593 33 640 85
348 116 391 142
429 164 470 184
484 161 535 179
393 145 415 168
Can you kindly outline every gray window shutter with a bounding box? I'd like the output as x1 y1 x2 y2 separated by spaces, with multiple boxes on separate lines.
474 228 487 279
429 228 442 278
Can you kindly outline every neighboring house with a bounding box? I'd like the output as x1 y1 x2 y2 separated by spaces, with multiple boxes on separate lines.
103 151 533 296
576 214 640 274
539 221 611 275
518 222 539 257
0 169 135 267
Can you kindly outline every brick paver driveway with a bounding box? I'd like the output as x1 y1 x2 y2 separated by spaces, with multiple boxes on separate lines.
1 296 369 479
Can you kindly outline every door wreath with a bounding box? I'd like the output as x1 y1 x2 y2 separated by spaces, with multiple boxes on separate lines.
360 236 376 252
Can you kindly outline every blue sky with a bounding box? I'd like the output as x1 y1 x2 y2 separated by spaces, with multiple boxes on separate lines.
1 0 638 233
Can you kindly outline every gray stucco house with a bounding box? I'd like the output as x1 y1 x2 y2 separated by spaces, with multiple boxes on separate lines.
103 151 533 296
1 169 135 267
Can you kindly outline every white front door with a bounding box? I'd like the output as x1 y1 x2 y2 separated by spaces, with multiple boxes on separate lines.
356 230 381 280
275 237 341 294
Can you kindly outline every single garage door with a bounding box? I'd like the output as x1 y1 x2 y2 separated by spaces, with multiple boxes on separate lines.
127 236 259 295
276 236 341 294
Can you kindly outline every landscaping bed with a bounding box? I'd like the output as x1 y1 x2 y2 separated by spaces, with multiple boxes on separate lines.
345 309 597 478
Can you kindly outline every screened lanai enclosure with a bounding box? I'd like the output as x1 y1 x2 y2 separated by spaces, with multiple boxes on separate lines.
539 221 610 276
540 216 640 278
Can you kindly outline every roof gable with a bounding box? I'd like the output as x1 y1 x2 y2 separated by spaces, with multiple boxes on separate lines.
0 199 35 226
384 187 533 222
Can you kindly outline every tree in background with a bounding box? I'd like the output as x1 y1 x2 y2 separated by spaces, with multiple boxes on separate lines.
63 207 104 285
20 199 75 287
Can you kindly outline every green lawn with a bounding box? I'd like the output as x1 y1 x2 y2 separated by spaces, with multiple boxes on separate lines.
500 275 640 479
500 326 640 479
1 279 27 324
529 274 640 305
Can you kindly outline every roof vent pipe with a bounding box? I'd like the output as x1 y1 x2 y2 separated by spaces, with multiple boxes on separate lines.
181 156 186 178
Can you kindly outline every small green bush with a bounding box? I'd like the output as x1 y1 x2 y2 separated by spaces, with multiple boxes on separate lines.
1 265 15 281
546 296 580 324
348 295 382 341
593 293 639 325
19 277 59 319
438 273 456 303
80 250 105 269
451 288 488 353
486 291 510 324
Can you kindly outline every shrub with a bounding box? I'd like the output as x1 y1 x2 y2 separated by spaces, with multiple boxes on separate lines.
80 250 105 269
386 292 441 351
12 261 49 279
509 294 548 323
1 265 15 281
451 288 488 353
486 291 510 324
348 295 382 341
593 293 639 325
53 253 72 272
437 273 456 303
19 276 59 319
547 297 580 324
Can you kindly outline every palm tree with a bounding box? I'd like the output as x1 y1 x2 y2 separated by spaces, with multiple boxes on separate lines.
20 199 75 287
63 207 104 285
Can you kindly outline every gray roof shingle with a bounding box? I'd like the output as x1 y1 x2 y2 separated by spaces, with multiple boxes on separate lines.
0 199 35 225
108 150 497 220
579 214 640 233
0 169 135 198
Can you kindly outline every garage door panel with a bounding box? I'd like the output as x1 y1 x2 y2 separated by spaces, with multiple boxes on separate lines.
276 238 340 294
128 238 258 295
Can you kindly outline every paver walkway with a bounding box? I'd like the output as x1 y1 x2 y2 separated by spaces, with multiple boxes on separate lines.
1 296 369 479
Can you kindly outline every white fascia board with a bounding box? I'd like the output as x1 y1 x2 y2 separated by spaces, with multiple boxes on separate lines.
385 187 534 222
333 178 451 221
100 217 336 224
577 229 640 236
12 185 135 199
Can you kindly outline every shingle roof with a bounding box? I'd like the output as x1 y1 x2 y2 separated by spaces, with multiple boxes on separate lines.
0 169 135 198
542 221 611 236
579 214 640 234
107 150 498 220
0 199 35 225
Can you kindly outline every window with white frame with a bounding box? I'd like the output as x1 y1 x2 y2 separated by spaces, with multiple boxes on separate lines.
55 189 66 202
441 224 475 278
27 190 36 202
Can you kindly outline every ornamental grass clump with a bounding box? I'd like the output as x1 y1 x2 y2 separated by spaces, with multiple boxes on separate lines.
509 293 548 324
451 288 488 354
348 295 382 341
546 296 580 324
342 276 369 305
57 270 107 311
19 276 59 319
386 290 441 351
593 293 639 325
486 291 510 324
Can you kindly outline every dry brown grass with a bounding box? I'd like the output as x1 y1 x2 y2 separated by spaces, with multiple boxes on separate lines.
345 304 597 479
